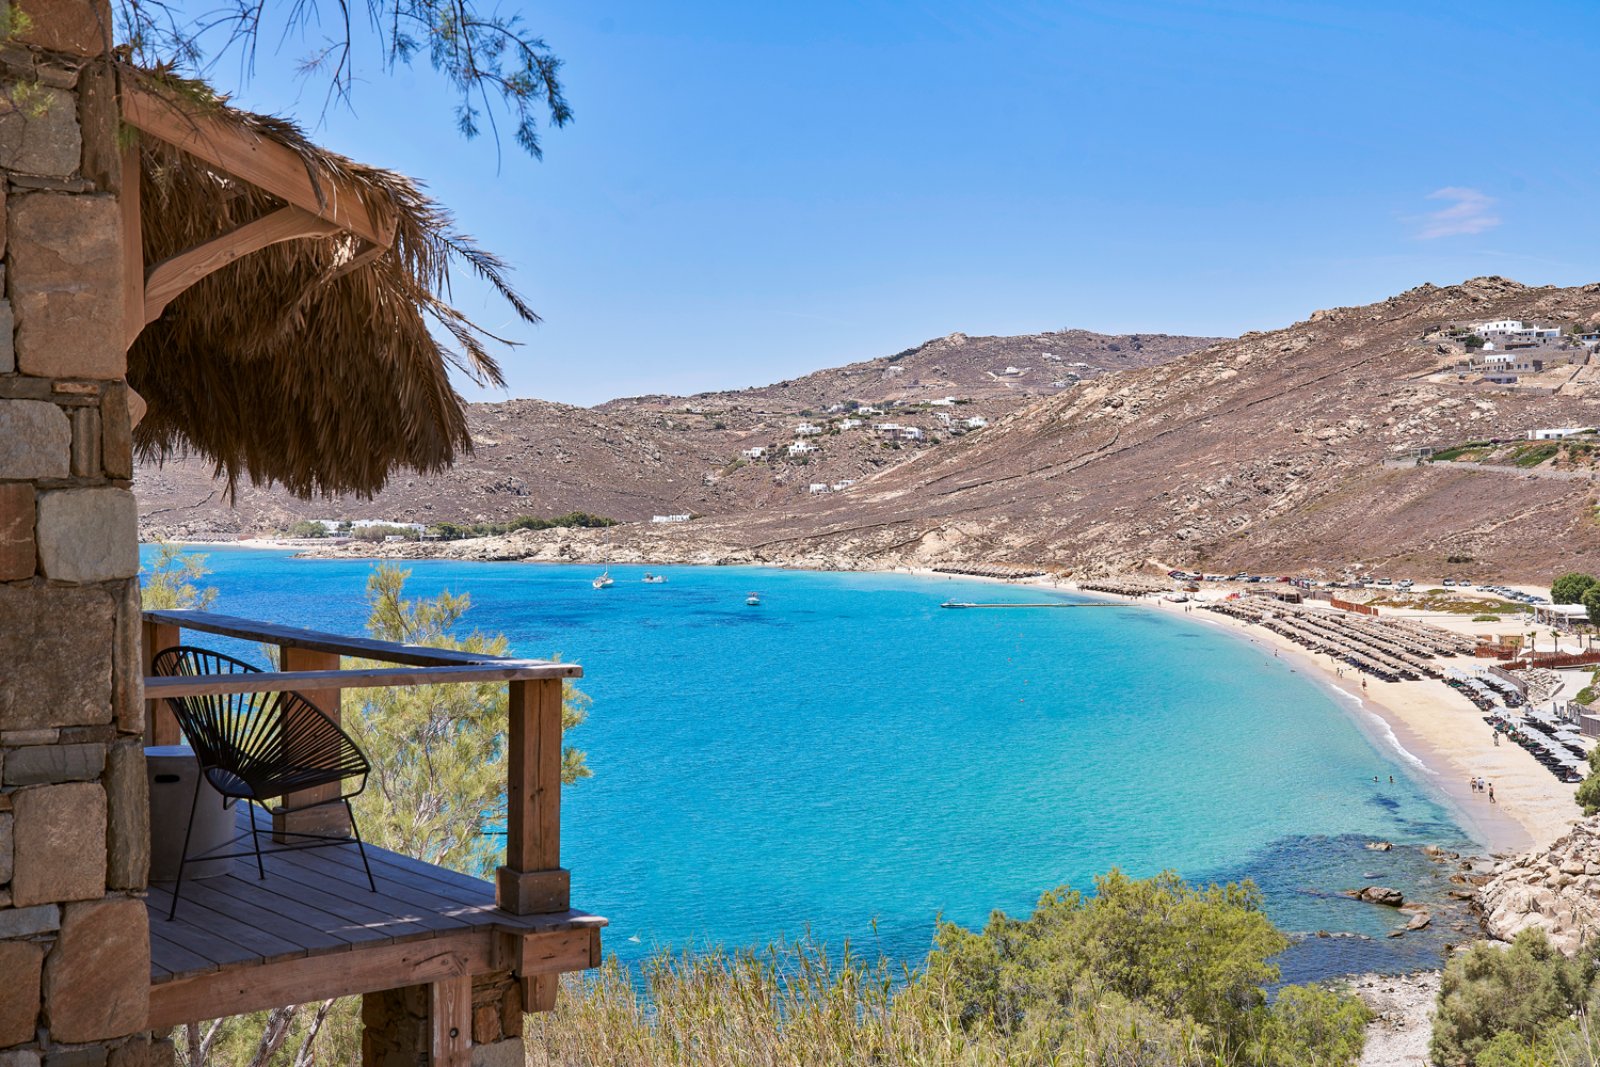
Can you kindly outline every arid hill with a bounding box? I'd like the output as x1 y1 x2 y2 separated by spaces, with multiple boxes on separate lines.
599 329 1206 414
346 278 1600 583
135 329 1217 538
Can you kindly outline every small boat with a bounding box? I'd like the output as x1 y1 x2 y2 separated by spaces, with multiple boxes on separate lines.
642 573 668 584
746 592 761 606
592 571 613 589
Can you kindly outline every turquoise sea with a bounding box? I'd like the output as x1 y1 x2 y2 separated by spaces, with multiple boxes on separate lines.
142 546 1479 982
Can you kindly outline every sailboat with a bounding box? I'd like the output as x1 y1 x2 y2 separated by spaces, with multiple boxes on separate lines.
592 570 613 589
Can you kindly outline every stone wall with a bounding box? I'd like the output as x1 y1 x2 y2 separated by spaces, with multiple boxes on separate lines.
0 3 166 1065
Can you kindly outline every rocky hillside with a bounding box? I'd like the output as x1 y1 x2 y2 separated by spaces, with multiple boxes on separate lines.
599 329 1211 414
1479 815 1600 955
135 329 1216 538
371 277 1600 581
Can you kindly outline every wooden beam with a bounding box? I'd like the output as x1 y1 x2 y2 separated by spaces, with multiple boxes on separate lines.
142 610 579 673
326 237 390 283
524 975 559 1014
121 140 144 351
143 206 342 326
274 647 351 841
145 662 577 699
146 926 596 1029
122 86 392 247
141 619 182 746
497 679 568 915
495 927 600 976
430 976 473 1067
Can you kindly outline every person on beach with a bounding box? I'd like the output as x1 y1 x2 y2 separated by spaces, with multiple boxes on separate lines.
1488 783 1496 803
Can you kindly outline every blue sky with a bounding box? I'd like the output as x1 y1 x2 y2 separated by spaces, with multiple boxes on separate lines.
193 1 1600 405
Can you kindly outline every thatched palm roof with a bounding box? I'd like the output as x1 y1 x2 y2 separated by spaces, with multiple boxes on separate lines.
127 71 535 499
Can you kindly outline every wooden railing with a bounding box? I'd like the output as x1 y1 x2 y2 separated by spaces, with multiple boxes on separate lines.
140 609 579 1006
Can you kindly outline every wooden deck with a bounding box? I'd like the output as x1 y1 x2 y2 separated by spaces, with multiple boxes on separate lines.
145 808 604 1028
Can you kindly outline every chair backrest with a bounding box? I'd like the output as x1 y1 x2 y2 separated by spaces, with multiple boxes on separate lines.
151 646 369 792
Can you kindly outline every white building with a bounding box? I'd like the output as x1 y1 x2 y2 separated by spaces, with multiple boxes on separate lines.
929 396 957 407
807 483 830 494
651 514 692 524
963 416 989 429
350 519 424 533
1476 319 1525 334
837 418 862 430
1001 366 1024 376
794 423 822 436
831 479 856 491
1528 427 1594 441
788 440 818 456
876 423 924 441
740 446 766 459
856 405 882 416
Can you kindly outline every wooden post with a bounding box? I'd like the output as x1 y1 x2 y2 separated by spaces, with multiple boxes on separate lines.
429 976 473 1067
496 679 569 916
273 645 352 841
141 617 181 746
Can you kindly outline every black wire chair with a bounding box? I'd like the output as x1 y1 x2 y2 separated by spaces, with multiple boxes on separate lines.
151 646 377 919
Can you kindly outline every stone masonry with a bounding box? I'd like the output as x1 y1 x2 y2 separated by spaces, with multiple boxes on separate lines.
0 3 169 1065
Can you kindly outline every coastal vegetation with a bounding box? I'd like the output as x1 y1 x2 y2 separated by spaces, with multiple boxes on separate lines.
1430 929 1597 1066
140 542 219 611
427 512 618 540
1552 573 1597 605
529 873 1373 1067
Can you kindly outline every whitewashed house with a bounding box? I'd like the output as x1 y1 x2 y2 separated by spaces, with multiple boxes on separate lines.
808 483 830 494
963 416 989 429
740 446 767 459
837 418 862 430
1527 427 1595 441
788 440 819 456
794 422 822 436
651 513 692 523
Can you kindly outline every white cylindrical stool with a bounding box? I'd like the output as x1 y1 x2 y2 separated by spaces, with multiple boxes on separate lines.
147 745 237 881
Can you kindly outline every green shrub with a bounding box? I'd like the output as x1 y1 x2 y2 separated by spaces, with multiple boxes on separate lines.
1431 929 1593 1066
1473 615 1500 622
1512 444 1559 468
1554 573 1599 605
923 870 1369 1066
426 512 617 540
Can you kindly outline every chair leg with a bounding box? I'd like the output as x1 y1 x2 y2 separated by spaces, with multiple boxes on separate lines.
249 803 266 880
346 798 376 892
168 774 203 921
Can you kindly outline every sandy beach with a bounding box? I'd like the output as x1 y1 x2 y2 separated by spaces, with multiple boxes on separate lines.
1099 589 1578 854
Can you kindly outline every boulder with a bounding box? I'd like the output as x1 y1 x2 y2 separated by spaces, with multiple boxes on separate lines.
1406 911 1432 930
1361 886 1405 906
1365 841 1393 851
1480 816 1600 955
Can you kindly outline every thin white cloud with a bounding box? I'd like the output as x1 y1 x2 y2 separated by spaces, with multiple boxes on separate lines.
1415 187 1501 240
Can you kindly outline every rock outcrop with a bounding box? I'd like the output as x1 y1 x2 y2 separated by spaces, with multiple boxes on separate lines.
1478 817 1600 955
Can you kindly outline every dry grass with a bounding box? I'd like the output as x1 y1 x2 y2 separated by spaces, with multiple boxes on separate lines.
526 942 1180 1067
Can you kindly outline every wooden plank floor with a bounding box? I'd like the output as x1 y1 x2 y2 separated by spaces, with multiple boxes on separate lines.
148 806 600 984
